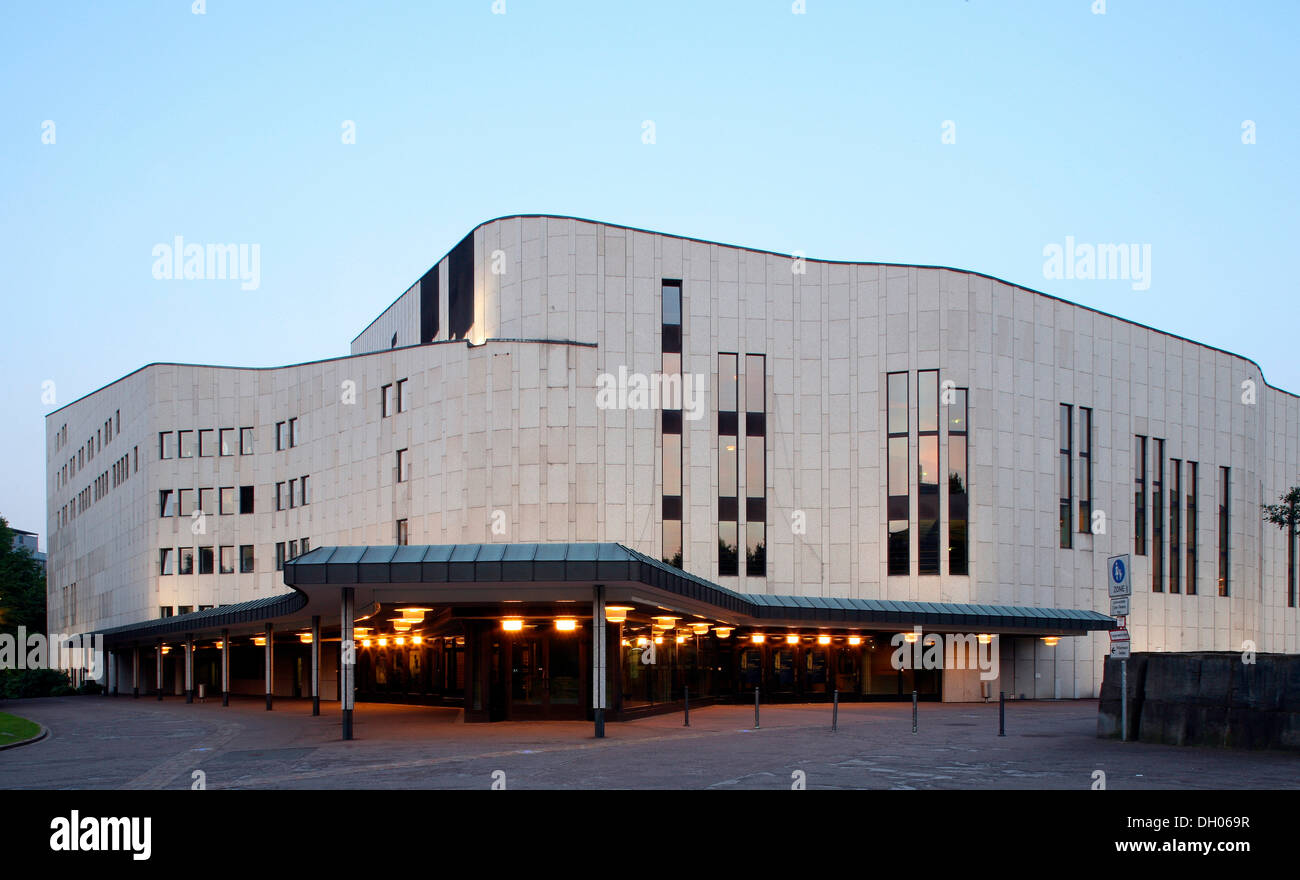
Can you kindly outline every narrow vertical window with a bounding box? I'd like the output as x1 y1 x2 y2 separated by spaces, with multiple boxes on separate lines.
744 354 766 577
397 378 409 413
1152 439 1164 591
396 519 409 546
1218 466 1230 597
382 384 394 417
275 421 286 451
948 387 968 575
289 417 299 447
159 548 174 575
1059 404 1072 549
1169 459 1181 593
917 370 939 574
661 280 683 568
240 427 254 455
240 544 255 573
1186 461 1197 596
275 542 286 571
1134 436 1147 556
397 448 407 483
1078 407 1092 533
887 372 910 575
718 354 739 577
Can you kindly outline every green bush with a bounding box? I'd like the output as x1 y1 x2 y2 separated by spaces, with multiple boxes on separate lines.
76 680 104 695
50 685 77 697
0 667 73 699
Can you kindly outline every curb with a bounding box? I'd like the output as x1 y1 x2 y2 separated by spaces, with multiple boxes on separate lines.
0 722 49 752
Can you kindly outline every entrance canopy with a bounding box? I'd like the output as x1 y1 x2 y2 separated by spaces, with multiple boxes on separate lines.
91 542 1115 647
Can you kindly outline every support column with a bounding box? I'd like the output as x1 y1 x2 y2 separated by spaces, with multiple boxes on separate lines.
221 629 229 707
592 584 607 738
132 646 139 699
264 623 274 710
184 635 194 704
341 588 355 740
155 641 163 700
311 615 321 717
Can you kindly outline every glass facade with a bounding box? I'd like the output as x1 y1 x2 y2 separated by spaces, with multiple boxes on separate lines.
1059 404 1072 549
948 387 968 575
917 371 939 574
887 372 909 575
661 281 683 568
744 354 766 577
718 354 738 576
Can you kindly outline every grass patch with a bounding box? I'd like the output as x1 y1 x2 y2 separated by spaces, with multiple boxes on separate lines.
0 711 41 743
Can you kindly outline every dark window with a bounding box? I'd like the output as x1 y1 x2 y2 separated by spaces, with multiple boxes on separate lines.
718 354 738 577
179 548 194 575
948 387 968 575
1186 461 1197 596
160 606 174 618
198 546 214 575
1169 458 1181 593
240 485 254 514
1134 436 1147 555
419 263 439 343
289 417 299 447
288 478 297 509
240 545 254 573
887 372 909 575
1153 439 1164 591
1218 466 1229 596
661 281 684 568
448 232 475 340
275 482 285 511
275 542 285 571
1078 407 1092 533
1059 404 1072 549
917 371 939 574
745 354 766 577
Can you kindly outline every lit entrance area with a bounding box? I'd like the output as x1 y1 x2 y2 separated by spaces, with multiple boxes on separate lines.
92 543 1114 739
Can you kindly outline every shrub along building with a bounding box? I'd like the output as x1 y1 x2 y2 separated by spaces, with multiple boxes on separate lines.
45 215 1299 735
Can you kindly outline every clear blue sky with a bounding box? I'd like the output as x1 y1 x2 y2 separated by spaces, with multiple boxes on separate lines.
2 1 1296 547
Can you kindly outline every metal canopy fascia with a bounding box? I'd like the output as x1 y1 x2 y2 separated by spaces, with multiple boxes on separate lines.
90 542 1115 645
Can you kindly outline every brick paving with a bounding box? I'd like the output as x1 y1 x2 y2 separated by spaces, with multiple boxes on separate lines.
1 695 1296 789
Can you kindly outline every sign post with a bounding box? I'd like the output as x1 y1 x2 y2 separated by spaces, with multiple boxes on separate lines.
1107 555 1132 742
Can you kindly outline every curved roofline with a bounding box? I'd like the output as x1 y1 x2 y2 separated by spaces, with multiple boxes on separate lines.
366 212 1293 400
43 337 598 419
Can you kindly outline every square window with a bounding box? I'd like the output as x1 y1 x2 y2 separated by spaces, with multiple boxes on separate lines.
240 544 254 573
178 489 194 517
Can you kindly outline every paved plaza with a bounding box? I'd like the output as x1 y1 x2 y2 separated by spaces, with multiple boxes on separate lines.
0 696 1295 790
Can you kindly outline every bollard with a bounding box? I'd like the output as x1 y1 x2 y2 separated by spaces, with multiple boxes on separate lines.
684 686 690 727
832 688 839 732
754 686 760 729
912 689 918 735
999 691 1006 736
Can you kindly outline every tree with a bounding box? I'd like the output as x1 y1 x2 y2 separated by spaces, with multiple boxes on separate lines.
1262 487 1300 608
0 516 47 635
